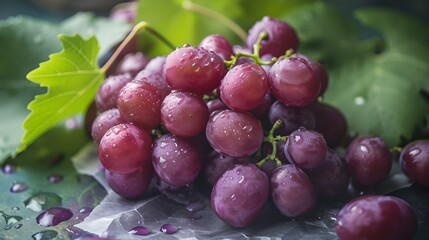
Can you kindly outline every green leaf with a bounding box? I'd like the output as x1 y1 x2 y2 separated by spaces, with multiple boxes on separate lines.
0 14 130 163
283 4 429 146
20 35 104 152
0 126 106 239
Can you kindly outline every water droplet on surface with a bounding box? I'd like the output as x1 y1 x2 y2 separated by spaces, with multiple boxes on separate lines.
129 226 151 236
12 206 20 211
185 201 205 212
10 182 28 193
354 96 365 106
160 223 177 234
15 223 23 229
24 192 62 212
48 174 63 183
0 210 23 227
187 212 202 220
2 163 16 174
32 230 58 240
78 207 93 214
36 207 73 227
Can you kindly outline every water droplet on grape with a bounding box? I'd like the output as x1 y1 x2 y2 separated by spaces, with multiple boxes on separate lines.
409 148 421 157
160 223 177 234
294 135 302 143
359 145 369 153
24 192 62 212
238 175 245 184
32 230 58 240
129 226 151 236
36 207 73 227
10 182 28 193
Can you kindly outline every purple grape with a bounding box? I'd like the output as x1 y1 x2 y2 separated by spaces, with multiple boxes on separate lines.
152 134 201 187
247 16 298 57
284 128 328 170
117 81 162 130
305 149 349 201
206 99 228 116
345 135 392 187
268 100 316 136
110 1 137 23
199 34 234 61
203 150 248 185
311 102 347 147
161 91 209 137
133 69 171 99
335 195 417 240
298 54 329 97
250 92 274 119
95 73 133 112
211 164 269 228
269 57 321 107
270 165 316 217
114 52 149 77
233 45 253 65
220 63 268 112
206 110 263 158
91 108 126 145
105 165 153 199
400 140 429 187
145 56 166 73
99 124 152 173
164 46 226 95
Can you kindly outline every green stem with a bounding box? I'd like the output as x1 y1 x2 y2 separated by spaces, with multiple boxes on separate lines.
182 0 247 42
101 21 176 74
256 119 288 168
390 146 403 154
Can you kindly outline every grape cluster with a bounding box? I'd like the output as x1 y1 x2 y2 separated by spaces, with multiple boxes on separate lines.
88 16 425 239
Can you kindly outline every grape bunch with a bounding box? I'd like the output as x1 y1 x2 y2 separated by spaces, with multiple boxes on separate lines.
88 16 425 239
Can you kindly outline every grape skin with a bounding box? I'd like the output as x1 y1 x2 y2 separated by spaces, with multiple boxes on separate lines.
211 164 269 228
105 165 153 199
206 110 263 158
95 73 133 112
310 102 347 147
114 52 149 77
400 140 429 187
270 164 316 217
335 195 417 240
91 108 125 145
199 34 234 61
99 123 152 174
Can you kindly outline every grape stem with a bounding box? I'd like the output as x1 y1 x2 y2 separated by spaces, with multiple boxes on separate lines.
256 119 288 168
390 146 403 154
182 0 247 42
224 32 294 69
101 21 176 74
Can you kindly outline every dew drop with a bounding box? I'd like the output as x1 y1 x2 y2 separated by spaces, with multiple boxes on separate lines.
24 192 62 212
129 226 151 236
10 182 28 193
12 206 20 211
294 135 302 143
48 174 63 183
187 212 202 220
409 148 421 157
354 96 365 106
15 223 23 229
185 201 205 212
36 207 73 227
0 210 23 227
32 230 58 240
160 223 177 234
2 163 16 174
78 207 93 214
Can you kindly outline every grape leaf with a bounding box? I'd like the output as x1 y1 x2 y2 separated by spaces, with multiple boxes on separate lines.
0 14 130 163
283 3 429 146
20 35 104 152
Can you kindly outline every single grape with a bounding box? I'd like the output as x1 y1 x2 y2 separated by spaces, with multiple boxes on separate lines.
95 73 133 112
99 124 152 173
268 100 316 136
133 69 171 99
247 16 298 57
105 165 153 199
284 128 328 170
109 1 137 23
152 134 201 187
270 164 316 217
310 102 347 147
164 46 226 95
305 149 349 201
297 54 329 96
211 164 269 228
204 150 248 185
206 110 263 158
206 99 228 116
117 81 162 130
114 52 149 77
91 108 126 145
161 91 209 137
345 135 392 187
220 63 268 112
335 195 417 240
199 34 234 61
400 140 429 187
269 57 321 107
